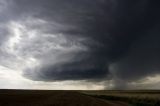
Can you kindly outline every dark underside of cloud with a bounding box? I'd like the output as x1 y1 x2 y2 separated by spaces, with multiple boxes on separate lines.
1 0 160 89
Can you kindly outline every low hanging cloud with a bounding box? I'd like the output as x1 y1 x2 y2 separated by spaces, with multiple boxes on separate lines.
0 0 160 89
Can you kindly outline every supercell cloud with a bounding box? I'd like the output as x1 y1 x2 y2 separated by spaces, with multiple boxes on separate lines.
0 0 160 89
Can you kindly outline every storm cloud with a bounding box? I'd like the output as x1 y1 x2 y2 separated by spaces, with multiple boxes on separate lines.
0 0 160 89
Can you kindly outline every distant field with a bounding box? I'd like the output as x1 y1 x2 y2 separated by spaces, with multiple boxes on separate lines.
0 90 159 106
81 90 160 99
81 90 160 106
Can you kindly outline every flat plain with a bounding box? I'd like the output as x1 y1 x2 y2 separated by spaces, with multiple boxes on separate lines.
0 90 159 106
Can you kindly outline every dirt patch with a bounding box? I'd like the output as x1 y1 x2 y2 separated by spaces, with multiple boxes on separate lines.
0 90 131 106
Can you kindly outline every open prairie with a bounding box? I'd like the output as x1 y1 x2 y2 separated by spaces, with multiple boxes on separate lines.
0 90 159 106
81 90 160 106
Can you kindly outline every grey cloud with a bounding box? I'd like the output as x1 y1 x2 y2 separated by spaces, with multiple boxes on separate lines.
110 24 160 81
21 0 160 82
0 0 160 89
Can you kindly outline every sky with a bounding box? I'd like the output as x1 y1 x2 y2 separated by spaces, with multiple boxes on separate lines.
0 0 160 90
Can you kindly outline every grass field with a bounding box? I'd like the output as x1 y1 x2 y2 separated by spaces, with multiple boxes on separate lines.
81 90 160 106
0 90 159 106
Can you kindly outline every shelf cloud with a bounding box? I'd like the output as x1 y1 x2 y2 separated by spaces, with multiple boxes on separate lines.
0 0 160 89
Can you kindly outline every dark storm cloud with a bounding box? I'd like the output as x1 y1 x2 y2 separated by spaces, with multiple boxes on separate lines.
111 25 160 80
22 0 160 81
24 52 109 81
1 0 160 88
